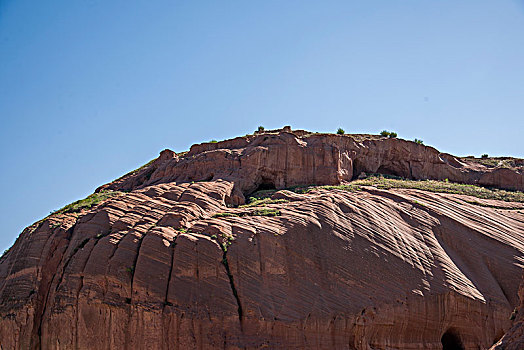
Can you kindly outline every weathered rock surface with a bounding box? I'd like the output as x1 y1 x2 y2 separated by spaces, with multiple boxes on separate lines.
1 129 523 349
98 129 524 195
492 274 524 350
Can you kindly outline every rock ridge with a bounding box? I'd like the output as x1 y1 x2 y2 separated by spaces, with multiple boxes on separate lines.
97 128 524 199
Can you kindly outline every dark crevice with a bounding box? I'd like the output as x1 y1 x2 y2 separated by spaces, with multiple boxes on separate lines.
213 236 243 326
31 223 77 350
54 237 89 292
123 229 149 350
163 233 179 308
128 231 148 304
73 230 106 348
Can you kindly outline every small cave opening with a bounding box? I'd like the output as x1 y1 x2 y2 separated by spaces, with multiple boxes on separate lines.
254 182 276 192
441 328 465 350
376 165 401 178
245 178 277 200
352 159 365 180
251 175 277 193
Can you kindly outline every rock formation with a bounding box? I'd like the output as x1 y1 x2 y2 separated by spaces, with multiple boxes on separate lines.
492 274 524 350
1 128 523 349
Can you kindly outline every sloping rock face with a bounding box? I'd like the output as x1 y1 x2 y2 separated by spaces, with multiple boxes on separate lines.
1 129 523 349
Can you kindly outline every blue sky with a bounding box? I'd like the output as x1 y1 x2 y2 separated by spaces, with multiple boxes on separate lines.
1 0 523 252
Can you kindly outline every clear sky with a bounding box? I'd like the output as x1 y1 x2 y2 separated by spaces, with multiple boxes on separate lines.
1 0 523 252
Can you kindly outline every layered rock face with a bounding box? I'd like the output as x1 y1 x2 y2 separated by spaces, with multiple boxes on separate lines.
1 129 523 349
99 129 524 195
492 274 524 349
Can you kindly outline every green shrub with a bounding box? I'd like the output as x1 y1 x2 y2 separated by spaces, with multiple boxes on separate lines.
213 212 240 218
210 140 218 143
1 247 11 259
213 208 281 218
251 208 281 217
240 198 288 208
380 130 397 138
481 154 489 159
249 189 278 200
337 128 345 135
414 138 424 145
257 126 265 132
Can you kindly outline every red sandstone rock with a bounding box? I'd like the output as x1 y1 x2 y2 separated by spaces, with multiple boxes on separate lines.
1 129 523 349
98 129 524 196
492 274 524 350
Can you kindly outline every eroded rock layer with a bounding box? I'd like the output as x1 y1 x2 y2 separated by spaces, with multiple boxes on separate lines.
98 129 524 195
1 130 523 349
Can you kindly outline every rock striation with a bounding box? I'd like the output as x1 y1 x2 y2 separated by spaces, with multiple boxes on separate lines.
492 274 524 350
98 128 524 195
1 128 523 349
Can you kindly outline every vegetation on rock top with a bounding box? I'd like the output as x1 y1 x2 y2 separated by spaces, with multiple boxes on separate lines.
240 198 289 208
460 156 523 169
249 174 524 204
324 175 524 203
213 208 281 218
52 190 122 215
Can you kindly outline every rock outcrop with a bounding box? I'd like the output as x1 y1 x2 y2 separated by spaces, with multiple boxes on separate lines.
492 274 524 350
98 128 524 196
1 128 523 349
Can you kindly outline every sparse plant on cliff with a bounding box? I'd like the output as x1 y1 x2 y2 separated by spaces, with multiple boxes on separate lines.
380 130 397 138
240 198 288 208
481 154 489 159
210 140 218 143
53 190 122 215
114 158 155 182
213 208 281 218
414 139 424 144
337 128 345 135
347 175 524 203
0 248 11 260
257 126 265 132
251 208 281 217
213 212 240 218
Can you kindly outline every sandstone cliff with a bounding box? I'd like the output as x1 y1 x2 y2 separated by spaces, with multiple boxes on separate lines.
1 128 523 349
492 274 524 350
